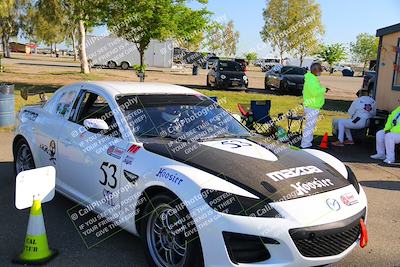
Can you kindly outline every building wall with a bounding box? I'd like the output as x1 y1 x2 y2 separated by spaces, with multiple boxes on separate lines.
376 31 400 111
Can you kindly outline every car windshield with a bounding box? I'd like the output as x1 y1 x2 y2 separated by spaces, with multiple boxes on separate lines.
218 61 241 71
116 94 251 142
281 67 307 75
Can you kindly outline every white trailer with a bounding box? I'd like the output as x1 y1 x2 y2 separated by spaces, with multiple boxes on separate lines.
86 35 173 69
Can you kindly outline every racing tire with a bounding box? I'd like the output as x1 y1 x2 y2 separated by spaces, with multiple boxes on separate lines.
121 61 130 70
107 61 117 69
141 193 204 267
13 138 36 176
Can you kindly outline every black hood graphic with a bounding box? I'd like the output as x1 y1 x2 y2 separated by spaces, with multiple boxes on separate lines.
143 137 350 202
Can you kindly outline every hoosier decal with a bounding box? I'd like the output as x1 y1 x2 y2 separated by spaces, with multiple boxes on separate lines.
266 166 323 182
290 178 334 196
156 168 184 185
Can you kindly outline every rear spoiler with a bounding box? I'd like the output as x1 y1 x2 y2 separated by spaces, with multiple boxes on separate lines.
21 88 48 104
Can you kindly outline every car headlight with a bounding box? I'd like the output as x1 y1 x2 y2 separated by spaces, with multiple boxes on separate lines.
346 166 360 193
201 189 282 218
243 75 248 81
220 74 226 80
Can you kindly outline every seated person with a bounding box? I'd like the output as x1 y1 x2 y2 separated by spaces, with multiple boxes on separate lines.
331 90 376 146
370 106 400 164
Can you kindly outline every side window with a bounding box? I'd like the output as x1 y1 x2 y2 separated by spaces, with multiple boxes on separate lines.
74 92 121 138
55 90 77 118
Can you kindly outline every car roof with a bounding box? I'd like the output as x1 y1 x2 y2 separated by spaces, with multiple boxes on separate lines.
67 81 201 97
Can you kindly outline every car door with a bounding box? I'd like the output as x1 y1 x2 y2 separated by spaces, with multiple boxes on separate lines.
209 63 218 85
35 87 79 175
57 89 129 215
269 69 281 88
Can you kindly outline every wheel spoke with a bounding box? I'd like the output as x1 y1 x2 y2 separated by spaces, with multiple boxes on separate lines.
172 240 186 257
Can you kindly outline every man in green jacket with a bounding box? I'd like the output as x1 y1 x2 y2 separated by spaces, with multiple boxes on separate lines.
301 62 328 148
370 106 400 164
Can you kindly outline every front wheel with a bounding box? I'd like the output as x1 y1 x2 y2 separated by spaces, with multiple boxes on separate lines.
141 194 204 267
14 139 35 175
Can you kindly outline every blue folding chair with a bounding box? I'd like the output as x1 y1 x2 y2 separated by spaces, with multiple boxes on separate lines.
250 100 273 133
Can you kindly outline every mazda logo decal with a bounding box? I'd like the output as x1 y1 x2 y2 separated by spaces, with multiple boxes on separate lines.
326 198 341 211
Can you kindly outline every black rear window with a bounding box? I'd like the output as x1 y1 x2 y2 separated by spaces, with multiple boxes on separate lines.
281 67 307 75
218 61 242 72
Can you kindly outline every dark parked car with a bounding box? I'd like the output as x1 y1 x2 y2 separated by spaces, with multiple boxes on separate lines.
264 65 307 95
362 70 376 95
342 69 355 77
207 60 249 89
234 58 247 71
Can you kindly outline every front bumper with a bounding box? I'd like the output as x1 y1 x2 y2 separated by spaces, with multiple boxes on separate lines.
191 185 367 267
218 78 248 89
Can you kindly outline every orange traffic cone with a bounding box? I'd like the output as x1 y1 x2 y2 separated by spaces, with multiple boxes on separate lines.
319 132 329 149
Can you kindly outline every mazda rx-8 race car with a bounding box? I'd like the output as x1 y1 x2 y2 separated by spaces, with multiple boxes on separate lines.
14 81 368 267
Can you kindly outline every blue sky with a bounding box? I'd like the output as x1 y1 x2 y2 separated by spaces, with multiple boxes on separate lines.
185 0 400 57
34 0 399 58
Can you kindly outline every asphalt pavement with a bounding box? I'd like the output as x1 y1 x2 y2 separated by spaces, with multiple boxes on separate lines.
0 132 399 267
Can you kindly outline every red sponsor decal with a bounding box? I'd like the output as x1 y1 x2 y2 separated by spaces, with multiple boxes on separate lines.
128 145 141 154
340 193 358 206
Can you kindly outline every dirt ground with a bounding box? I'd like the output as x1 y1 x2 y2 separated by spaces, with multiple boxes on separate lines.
1 54 362 101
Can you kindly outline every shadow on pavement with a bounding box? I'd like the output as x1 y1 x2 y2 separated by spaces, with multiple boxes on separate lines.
17 62 77 68
323 99 353 113
360 181 400 191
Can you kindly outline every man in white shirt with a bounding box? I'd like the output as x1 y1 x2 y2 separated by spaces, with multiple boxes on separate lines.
331 91 376 146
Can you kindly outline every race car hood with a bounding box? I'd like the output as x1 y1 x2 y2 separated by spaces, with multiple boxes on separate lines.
143 137 350 202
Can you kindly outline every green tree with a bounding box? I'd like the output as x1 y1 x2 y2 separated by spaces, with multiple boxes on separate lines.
0 0 28 58
62 0 109 74
30 0 67 55
204 20 240 56
350 33 379 71
261 0 324 64
204 21 224 55
260 0 291 63
108 0 209 78
314 43 347 73
223 20 240 56
288 0 324 67
244 52 258 64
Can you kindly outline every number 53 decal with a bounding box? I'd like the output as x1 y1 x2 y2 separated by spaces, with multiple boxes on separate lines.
221 140 252 149
99 162 117 189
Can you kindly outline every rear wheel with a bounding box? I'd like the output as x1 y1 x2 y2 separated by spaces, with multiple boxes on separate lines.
141 194 204 267
121 61 130 70
14 139 35 175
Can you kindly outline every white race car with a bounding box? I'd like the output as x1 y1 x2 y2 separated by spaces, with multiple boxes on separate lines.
14 82 368 267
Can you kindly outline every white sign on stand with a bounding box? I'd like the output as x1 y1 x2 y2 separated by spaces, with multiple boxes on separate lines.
15 166 56 210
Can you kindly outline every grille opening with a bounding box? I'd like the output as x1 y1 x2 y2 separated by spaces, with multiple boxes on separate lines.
289 209 365 257
223 232 272 263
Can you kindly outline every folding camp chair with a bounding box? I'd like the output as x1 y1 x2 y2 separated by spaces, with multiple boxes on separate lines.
237 103 254 129
250 100 273 133
286 109 304 135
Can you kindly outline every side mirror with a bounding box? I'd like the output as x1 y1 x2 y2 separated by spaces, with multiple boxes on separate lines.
83 118 109 132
